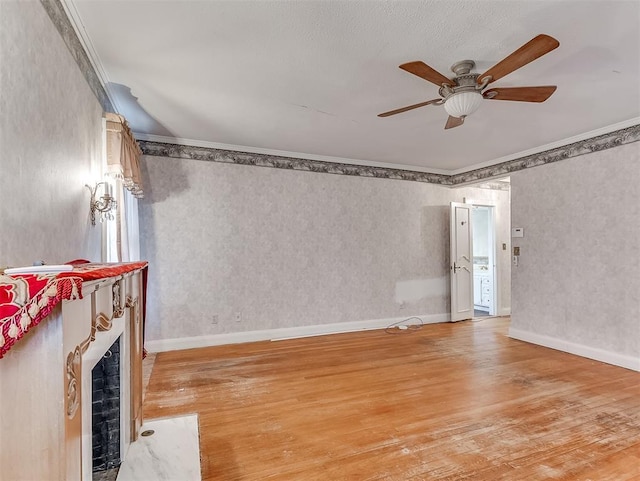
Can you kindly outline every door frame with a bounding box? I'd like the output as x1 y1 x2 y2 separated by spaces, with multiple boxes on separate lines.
471 204 498 316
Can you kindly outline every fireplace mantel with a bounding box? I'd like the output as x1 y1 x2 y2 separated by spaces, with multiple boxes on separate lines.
0 264 146 481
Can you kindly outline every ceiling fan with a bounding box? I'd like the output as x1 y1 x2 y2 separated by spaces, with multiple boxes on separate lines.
378 34 560 129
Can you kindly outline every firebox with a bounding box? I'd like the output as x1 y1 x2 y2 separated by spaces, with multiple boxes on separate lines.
91 337 121 476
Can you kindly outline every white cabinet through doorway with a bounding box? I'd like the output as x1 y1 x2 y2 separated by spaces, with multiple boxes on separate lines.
473 273 493 312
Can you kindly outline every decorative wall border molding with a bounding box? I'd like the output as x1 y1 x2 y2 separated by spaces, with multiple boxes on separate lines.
138 141 453 185
140 123 640 187
451 124 640 185
40 0 114 112
468 181 510 191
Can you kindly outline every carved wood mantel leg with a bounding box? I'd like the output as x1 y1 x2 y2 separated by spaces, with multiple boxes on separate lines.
65 346 81 419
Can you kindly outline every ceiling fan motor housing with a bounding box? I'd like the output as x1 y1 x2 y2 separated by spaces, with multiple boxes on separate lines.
440 72 484 118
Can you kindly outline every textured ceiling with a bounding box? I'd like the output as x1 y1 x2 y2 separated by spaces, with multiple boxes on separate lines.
68 0 640 174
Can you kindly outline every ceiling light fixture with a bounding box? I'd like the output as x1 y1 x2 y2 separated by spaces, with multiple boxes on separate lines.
443 91 483 119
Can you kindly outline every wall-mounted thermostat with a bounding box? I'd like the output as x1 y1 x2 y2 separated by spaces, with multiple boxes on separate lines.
512 227 524 238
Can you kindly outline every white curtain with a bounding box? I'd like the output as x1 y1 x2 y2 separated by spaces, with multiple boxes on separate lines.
103 113 143 262
106 179 140 262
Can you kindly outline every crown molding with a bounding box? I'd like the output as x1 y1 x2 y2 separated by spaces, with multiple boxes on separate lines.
56 0 120 112
40 0 114 112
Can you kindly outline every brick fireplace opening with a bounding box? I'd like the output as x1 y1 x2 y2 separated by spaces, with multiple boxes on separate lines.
81 319 135 481
91 336 122 478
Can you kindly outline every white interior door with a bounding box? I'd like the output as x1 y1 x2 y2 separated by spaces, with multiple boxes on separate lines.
450 202 474 322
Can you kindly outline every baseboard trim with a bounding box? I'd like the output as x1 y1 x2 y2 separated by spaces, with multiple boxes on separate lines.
508 327 640 372
146 313 450 353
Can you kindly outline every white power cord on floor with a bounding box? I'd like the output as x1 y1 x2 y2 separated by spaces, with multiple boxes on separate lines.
385 316 424 334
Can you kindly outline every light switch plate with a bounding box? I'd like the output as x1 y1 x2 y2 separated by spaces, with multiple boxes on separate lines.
512 227 524 238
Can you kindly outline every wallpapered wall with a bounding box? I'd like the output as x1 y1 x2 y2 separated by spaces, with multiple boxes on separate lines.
139 156 510 341
510 142 640 358
0 2 103 267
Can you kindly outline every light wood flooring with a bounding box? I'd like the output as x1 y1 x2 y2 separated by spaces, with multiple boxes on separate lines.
143 317 640 480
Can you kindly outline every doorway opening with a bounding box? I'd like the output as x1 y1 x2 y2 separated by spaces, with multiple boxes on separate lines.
472 205 496 317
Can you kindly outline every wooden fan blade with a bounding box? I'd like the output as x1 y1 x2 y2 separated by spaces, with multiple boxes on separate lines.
478 34 559 85
399 61 452 87
378 98 441 117
483 86 557 102
444 116 464 130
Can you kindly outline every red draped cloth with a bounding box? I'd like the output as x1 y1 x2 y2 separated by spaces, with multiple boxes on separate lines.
0 261 147 359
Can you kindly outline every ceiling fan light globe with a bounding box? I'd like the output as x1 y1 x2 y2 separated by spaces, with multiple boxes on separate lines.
443 91 483 118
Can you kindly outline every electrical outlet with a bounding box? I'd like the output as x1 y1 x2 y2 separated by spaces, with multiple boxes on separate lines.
211 314 219 325
399 301 406 310
234 312 242 322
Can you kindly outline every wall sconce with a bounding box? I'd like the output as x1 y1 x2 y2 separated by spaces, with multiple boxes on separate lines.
85 182 117 225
